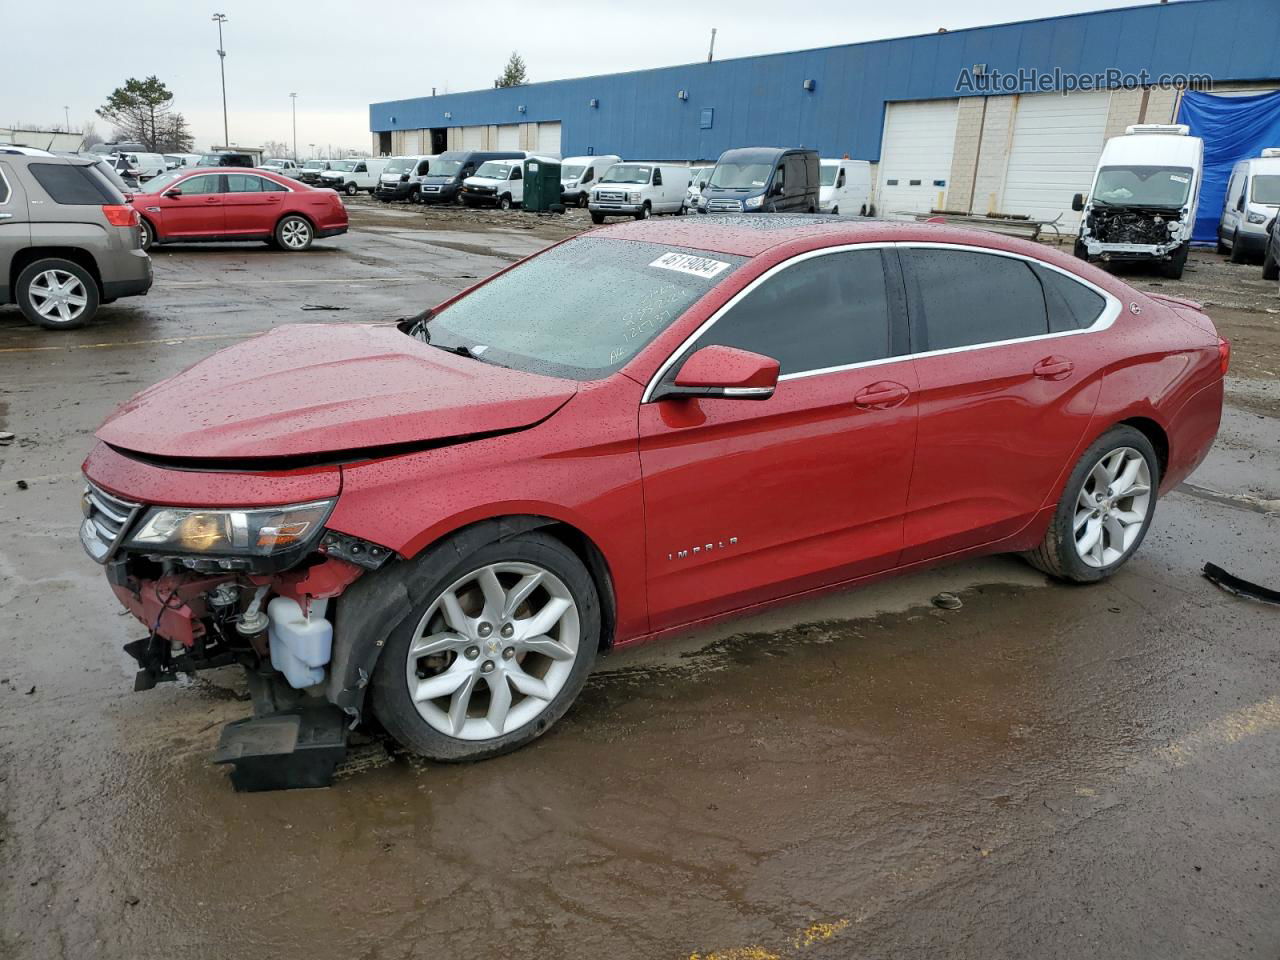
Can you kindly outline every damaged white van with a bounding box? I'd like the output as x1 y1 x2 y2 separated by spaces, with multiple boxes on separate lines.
1072 124 1203 279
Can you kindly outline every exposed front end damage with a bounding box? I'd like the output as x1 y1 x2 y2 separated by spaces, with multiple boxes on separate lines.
1080 205 1187 263
81 478 394 790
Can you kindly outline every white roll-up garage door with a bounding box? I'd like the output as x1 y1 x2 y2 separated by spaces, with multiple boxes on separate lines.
461 125 484 150
877 99 958 215
497 125 520 151
536 122 561 157
1000 90 1112 229
403 131 421 154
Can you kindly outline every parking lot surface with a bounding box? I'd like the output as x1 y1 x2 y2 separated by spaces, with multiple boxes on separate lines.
2 204 1279 959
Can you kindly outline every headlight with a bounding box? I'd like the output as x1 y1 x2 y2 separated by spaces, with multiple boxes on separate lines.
744 195 763 210
1247 211 1267 224
628 191 642 203
126 500 334 557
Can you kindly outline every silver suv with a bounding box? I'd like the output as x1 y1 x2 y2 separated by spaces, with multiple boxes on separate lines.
0 151 152 330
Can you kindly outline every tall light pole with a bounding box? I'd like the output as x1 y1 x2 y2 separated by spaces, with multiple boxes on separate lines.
63 105 71 132
212 13 229 147
289 93 298 162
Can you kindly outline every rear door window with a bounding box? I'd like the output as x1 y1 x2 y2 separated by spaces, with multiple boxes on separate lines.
691 250 893 375
225 174 288 193
27 163 120 204
904 249 1048 351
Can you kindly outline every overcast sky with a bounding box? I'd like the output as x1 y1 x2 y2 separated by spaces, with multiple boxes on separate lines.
8 0 1161 155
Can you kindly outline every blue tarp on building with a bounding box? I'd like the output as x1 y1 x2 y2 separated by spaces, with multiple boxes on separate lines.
1179 90 1280 246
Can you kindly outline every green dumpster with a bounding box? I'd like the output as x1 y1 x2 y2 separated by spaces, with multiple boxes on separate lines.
522 157 563 212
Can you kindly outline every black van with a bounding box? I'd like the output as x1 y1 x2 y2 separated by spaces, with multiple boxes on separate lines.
699 147 820 214
420 150 526 204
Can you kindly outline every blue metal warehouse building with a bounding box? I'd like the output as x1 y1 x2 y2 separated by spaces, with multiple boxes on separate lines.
370 0 1280 226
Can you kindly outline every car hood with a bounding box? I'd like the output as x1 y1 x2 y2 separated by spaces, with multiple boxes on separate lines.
97 323 578 461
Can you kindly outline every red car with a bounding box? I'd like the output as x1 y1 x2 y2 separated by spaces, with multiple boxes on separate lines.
80 217 1226 778
127 167 348 252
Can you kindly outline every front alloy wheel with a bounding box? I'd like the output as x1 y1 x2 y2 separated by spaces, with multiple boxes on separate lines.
372 532 599 761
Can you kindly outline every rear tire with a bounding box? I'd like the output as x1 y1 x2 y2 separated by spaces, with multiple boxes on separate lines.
1022 425 1159 583
139 218 155 252
15 258 99 330
274 215 314 252
371 531 600 762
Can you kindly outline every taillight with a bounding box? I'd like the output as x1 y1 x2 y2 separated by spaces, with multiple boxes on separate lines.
102 204 139 227
1218 338 1231 376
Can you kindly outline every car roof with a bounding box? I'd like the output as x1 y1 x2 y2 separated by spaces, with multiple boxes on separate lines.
593 215 1082 263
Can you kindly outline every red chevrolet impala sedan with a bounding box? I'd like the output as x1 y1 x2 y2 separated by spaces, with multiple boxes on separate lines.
80 217 1226 775
128 167 348 252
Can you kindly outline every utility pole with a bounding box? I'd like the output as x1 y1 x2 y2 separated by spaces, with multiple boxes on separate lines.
62 105 70 132
212 13 229 147
289 92 298 162
707 27 717 62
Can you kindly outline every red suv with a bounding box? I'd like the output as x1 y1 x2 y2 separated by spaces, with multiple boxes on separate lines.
80 217 1226 779
127 167 348 252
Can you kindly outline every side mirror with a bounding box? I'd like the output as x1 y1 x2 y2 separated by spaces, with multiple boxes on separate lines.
652 345 779 402
699 180 707 190
771 182 785 196
1071 193 1085 212
164 188 183 198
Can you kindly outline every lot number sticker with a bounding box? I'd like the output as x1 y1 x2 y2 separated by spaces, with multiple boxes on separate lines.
650 252 731 279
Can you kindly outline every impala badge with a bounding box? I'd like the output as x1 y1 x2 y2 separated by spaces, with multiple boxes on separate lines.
669 537 738 561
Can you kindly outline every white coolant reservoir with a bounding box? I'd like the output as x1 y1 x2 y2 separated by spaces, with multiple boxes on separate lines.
267 596 333 689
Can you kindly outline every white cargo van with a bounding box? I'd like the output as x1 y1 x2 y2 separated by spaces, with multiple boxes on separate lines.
1072 124 1203 279
1218 149 1280 263
164 153 203 170
318 158 387 195
377 155 437 202
124 152 168 181
684 164 714 213
818 158 872 215
460 159 526 209
560 155 620 207
589 162 688 222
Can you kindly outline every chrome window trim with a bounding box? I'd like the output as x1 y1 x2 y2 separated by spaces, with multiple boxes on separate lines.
641 240 1121 401
223 172 295 194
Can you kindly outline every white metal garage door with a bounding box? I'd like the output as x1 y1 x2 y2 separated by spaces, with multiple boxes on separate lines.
497 124 520 151
877 99 958 215
461 125 484 150
1001 90 1112 229
536 122 561 157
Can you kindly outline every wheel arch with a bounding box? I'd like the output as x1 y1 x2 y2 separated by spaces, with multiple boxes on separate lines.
1117 415 1170 480
10 247 103 297
328 513 618 725
276 209 316 232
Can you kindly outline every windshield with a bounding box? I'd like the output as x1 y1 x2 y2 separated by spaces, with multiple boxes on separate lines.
1093 166 1193 207
327 161 356 173
1251 174 1280 205
303 160 325 170
820 163 839 187
265 159 288 166
562 164 587 181
428 237 745 380
709 161 773 190
474 161 514 179
384 158 413 174
431 159 464 177
142 171 183 193
600 164 652 184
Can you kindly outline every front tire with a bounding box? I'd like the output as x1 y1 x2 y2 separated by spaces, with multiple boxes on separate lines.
15 258 99 330
634 202 651 221
1023 425 1159 583
274 215 314 251
345 181 358 197
1159 241 1189 279
371 532 600 761
590 211 605 225
1262 244 1279 281
498 194 512 211
1229 230 1247 264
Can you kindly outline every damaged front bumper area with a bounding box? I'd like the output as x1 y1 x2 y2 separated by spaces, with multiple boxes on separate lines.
80 475 394 790
1080 205 1187 262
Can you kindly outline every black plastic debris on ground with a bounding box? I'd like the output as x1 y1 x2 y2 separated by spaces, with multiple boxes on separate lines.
1203 562 1280 607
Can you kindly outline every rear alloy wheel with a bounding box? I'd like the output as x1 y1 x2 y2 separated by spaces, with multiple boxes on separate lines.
15 259 99 330
1023 425 1158 583
372 532 599 761
274 215 314 251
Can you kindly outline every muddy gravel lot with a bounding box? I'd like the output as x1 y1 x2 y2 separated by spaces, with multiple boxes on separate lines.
1 200 1278 960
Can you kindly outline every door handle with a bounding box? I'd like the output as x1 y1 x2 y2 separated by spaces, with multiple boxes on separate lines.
267 195 282 202
854 381 911 409
1033 356 1074 380
204 197 220 203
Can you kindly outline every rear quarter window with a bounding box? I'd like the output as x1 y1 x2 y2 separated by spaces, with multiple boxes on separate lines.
0 167 10 205
1036 266 1107 332
28 163 121 204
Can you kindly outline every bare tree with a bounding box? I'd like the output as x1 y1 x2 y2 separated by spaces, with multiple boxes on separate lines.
262 139 290 159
